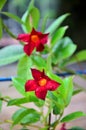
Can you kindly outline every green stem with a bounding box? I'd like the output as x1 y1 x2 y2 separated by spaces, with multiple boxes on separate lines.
48 113 51 130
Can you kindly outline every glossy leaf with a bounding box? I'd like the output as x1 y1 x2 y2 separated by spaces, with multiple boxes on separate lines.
58 76 73 106
61 111 86 122
12 108 40 125
0 45 24 66
0 18 3 39
47 71 62 84
52 37 77 64
45 13 70 35
17 55 32 80
1 12 24 24
12 77 26 96
67 50 86 66
22 0 40 33
31 55 46 70
69 126 85 130
51 26 68 45
8 96 39 106
0 0 7 10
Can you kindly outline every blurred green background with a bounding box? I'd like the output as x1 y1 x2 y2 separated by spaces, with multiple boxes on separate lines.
2 0 86 51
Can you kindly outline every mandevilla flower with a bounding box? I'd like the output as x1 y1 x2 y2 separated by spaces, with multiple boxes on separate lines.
25 69 60 100
17 28 49 56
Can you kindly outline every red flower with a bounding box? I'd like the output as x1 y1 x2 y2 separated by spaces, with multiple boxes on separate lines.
17 28 49 56
25 69 60 100
60 123 67 130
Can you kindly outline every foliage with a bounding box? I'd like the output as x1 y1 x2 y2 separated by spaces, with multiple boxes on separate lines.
0 0 86 130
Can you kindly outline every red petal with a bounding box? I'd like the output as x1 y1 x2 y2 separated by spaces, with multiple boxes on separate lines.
46 80 60 91
35 87 47 100
31 69 43 80
40 33 49 44
36 44 44 52
24 42 35 56
25 80 38 91
17 34 30 42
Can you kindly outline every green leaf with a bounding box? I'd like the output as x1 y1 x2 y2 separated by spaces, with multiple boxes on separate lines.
22 0 40 33
69 126 85 130
73 89 83 96
8 96 39 106
58 76 73 106
17 55 32 80
51 26 68 45
45 13 70 35
1 12 24 24
21 109 40 124
67 50 86 65
0 18 3 39
12 108 40 125
47 71 62 84
61 111 86 122
0 0 7 10
52 37 77 64
32 55 46 70
0 45 24 66
3 22 17 39
12 77 26 96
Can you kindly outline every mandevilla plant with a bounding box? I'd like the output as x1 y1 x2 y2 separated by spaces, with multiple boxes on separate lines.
0 0 86 130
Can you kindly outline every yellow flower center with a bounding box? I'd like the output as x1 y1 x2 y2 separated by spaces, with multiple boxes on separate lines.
39 78 47 87
31 35 39 43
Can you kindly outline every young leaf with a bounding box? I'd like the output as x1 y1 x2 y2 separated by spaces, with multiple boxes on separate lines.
0 45 24 66
31 55 46 70
58 76 73 106
12 77 26 96
61 111 86 122
8 96 39 106
1 12 24 24
22 0 40 33
0 0 7 10
51 26 68 45
17 55 32 80
67 50 86 66
52 37 77 64
45 13 70 35
12 108 40 125
0 18 3 39
69 126 85 130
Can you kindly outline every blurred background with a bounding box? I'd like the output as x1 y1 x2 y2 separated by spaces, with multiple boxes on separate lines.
1 0 86 51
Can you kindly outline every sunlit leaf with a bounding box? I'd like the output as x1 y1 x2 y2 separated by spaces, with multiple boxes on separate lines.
45 13 70 35
22 0 40 33
1 12 24 24
17 55 32 80
12 77 26 96
61 111 86 122
51 26 68 45
67 50 86 66
0 0 7 10
58 76 73 106
52 37 77 64
0 45 24 66
12 108 40 125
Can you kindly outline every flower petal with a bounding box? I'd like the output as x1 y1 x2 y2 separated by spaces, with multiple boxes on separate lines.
17 34 30 42
40 33 49 44
24 42 35 56
31 69 43 80
25 80 38 91
36 44 44 52
35 87 47 100
46 80 60 91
